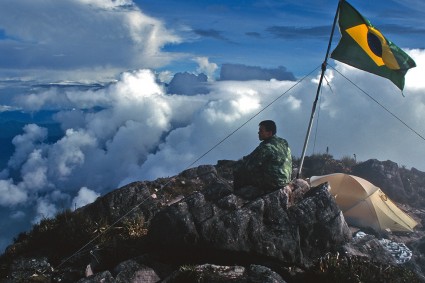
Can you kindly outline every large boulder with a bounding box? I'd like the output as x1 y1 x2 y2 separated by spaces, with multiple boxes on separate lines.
353 159 407 202
148 182 351 267
77 181 160 225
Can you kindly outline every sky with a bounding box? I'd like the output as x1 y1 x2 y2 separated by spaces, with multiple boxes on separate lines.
0 0 424 252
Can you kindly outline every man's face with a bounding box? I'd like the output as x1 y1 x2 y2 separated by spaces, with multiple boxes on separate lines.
258 125 273 141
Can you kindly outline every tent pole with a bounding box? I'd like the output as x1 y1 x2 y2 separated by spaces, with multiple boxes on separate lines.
297 0 342 179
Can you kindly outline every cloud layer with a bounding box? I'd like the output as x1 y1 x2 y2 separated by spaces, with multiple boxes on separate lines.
1 49 424 212
0 50 424 252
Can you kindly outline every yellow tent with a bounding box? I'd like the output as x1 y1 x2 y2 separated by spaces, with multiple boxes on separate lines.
310 173 417 232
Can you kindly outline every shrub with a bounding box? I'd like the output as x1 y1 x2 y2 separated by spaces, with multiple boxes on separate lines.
302 252 421 282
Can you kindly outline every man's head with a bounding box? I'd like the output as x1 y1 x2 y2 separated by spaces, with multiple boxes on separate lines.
258 120 276 141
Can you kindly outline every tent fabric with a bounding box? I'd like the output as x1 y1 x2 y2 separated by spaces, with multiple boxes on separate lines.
310 173 417 232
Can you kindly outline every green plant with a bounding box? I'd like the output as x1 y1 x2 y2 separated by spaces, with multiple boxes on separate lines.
122 215 148 239
341 155 357 168
306 252 421 282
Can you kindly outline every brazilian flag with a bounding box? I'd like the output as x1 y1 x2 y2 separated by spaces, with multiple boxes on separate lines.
331 1 416 90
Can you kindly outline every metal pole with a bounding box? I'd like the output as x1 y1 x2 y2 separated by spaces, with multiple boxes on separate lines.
297 0 342 179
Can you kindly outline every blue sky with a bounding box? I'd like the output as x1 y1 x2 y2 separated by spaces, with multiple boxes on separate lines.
0 0 424 252
138 0 425 75
1 0 423 79
140 0 422 76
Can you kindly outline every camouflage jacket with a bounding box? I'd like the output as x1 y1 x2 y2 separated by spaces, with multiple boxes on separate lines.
234 135 292 189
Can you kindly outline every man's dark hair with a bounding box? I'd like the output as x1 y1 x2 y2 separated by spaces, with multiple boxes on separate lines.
259 120 276 135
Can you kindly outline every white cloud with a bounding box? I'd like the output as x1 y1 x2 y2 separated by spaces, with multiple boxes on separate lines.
72 187 100 209
8 124 47 169
0 0 181 82
33 198 58 224
48 129 97 180
0 48 424 254
283 95 302 111
157 71 174 84
194 57 218 81
3 50 425 200
21 149 49 191
404 49 425 90
0 180 28 206
76 0 133 9
391 0 425 12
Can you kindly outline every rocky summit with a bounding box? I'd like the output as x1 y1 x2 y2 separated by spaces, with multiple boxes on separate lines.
1 155 425 282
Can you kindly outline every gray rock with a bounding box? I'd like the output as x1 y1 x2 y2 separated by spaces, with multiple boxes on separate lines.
342 234 397 265
78 181 159 225
77 270 115 283
162 263 287 283
114 259 161 283
5 257 53 283
353 159 407 202
148 182 351 266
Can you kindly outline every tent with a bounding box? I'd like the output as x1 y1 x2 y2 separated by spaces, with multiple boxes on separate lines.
310 173 417 232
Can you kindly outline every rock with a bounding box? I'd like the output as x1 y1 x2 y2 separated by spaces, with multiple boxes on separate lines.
148 182 351 267
286 178 310 206
6 257 53 282
113 259 161 283
353 159 407 202
342 233 397 265
407 236 425 282
76 270 115 283
162 264 287 283
78 181 159 225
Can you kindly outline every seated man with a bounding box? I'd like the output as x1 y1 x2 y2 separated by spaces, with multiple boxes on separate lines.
233 120 292 193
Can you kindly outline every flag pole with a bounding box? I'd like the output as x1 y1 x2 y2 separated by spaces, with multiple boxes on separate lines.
297 0 342 179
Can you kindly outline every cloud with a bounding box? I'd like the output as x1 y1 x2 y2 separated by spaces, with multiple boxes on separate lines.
193 57 218 81
0 0 181 82
8 124 48 170
166 57 217 95
0 180 28 206
0 49 424 254
219 64 296 81
2 69 200 195
391 0 425 13
76 0 134 9
404 49 425 89
167 72 209 95
21 149 49 191
72 187 100 209
33 198 58 224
